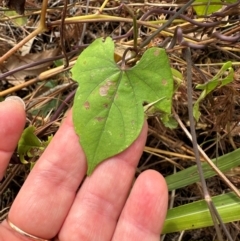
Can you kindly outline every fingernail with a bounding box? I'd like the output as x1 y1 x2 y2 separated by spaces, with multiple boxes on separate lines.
5 96 26 110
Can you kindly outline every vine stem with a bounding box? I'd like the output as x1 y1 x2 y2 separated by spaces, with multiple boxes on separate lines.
174 46 234 241
120 3 138 50
140 0 195 48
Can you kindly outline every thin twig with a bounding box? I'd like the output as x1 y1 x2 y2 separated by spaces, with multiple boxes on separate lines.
140 0 195 48
60 0 69 67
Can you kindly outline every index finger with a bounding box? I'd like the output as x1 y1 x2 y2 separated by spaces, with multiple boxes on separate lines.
0 98 26 180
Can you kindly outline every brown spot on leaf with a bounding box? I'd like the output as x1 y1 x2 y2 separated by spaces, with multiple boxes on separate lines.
103 103 108 108
99 80 115 96
154 49 160 56
162 79 167 86
106 80 115 86
84 101 90 110
95 116 105 122
99 85 110 96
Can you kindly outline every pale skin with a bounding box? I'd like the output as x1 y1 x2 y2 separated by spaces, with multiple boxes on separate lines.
0 98 168 241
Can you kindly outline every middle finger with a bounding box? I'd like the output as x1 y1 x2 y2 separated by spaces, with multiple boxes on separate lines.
58 122 148 241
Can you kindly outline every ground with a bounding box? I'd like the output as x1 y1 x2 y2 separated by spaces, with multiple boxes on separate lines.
1 0 240 240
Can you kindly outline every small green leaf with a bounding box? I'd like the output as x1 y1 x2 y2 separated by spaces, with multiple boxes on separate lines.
144 97 166 117
193 0 222 16
30 99 58 116
171 67 183 87
72 37 174 175
54 59 64 67
193 0 238 16
17 126 42 164
163 116 178 129
42 135 53 147
17 126 52 164
193 61 234 121
4 11 27 26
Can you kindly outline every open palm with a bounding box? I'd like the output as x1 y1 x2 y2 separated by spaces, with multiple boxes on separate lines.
0 98 168 241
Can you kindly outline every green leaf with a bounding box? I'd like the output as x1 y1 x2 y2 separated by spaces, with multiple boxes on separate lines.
72 37 174 175
193 0 222 16
193 0 237 16
171 67 183 86
163 116 178 129
193 0 238 16
54 59 64 67
193 61 234 121
166 148 240 191
163 191 240 233
30 98 59 117
17 126 42 164
4 11 27 26
17 126 52 164
164 148 240 233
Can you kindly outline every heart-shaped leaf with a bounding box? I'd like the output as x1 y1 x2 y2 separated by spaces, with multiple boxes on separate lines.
72 37 173 175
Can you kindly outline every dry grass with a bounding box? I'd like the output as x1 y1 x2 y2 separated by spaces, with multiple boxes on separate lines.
1 0 240 240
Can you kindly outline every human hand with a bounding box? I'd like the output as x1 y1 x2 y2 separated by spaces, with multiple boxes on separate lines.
0 97 168 241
